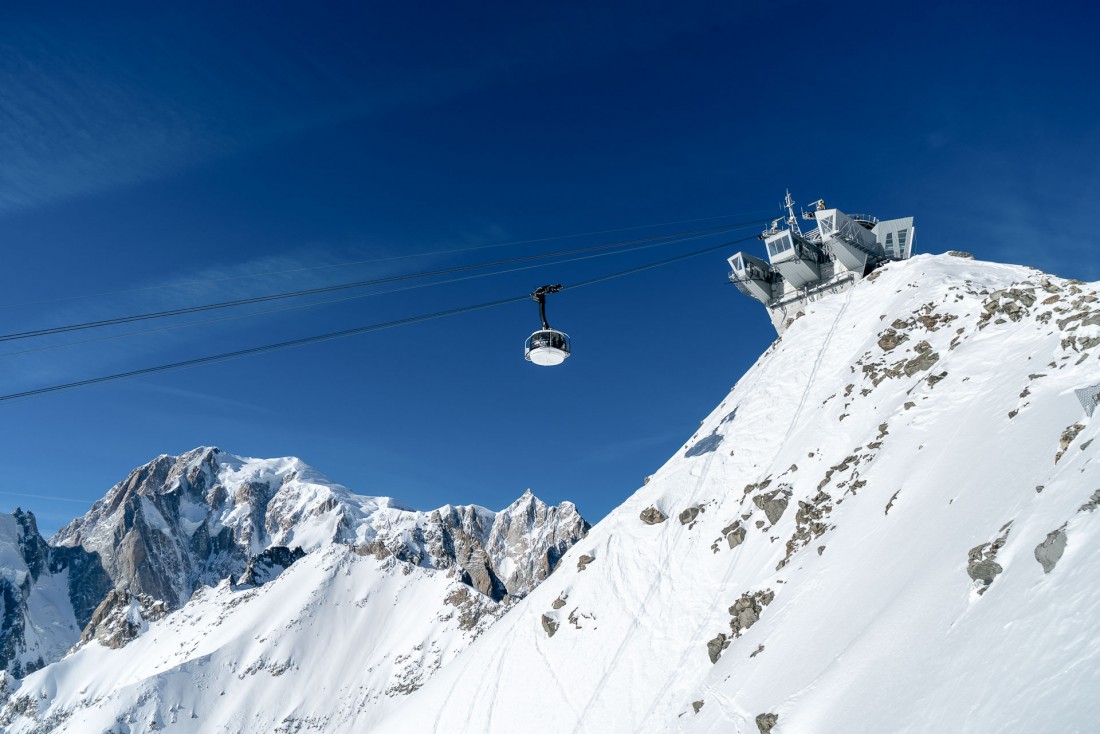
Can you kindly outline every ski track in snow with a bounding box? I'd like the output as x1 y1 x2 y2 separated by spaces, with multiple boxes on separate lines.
781 285 854 446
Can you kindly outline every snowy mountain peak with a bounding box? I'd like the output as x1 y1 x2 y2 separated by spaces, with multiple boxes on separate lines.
1 448 588 685
48 448 588 610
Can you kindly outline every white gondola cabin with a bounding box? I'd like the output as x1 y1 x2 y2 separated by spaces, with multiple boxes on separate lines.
524 284 571 366
525 329 571 366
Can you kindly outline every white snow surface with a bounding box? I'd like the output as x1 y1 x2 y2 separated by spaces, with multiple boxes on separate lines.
368 254 1100 733
6 253 1100 732
5 546 501 732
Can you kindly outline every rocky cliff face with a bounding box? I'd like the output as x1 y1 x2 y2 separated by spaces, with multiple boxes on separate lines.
52 448 588 610
0 453 587 729
380 490 590 601
1 448 588 681
51 448 277 608
0 511 110 677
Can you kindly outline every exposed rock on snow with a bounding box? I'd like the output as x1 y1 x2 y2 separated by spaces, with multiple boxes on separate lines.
237 546 306 587
729 589 774 637
679 507 701 525
639 507 667 525
752 489 790 525
1034 526 1068 574
706 633 729 664
79 589 168 649
756 712 779 733
1056 423 1085 463
1079 490 1100 513
721 520 747 550
967 523 1012 592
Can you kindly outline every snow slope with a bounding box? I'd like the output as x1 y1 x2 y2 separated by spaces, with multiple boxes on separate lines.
2 544 503 732
1 452 588 730
368 254 1100 734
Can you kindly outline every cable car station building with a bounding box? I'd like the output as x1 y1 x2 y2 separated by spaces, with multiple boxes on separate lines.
729 192 914 334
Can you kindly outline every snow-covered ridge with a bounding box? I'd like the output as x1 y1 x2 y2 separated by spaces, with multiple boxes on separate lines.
0 448 587 687
367 253 1100 733
3 544 506 732
51 447 588 608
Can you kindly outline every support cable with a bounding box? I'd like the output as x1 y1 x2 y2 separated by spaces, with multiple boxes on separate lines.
0 208 774 310
0 225 758 359
0 234 757 404
0 221 764 344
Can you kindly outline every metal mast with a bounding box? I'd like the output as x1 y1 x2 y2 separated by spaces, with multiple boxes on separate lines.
783 190 802 237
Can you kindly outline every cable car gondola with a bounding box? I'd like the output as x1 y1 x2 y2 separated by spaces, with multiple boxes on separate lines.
524 284 571 366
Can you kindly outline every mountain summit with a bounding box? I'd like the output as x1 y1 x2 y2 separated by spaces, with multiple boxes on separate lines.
51 448 587 609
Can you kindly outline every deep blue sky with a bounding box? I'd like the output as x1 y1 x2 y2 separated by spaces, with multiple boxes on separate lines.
2 2 1097 535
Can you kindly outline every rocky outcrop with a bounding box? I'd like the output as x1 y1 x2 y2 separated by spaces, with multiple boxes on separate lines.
79 589 168 649
707 632 730 664
756 713 779 733
729 589 775 637
376 490 589 602
639 507 667 525
238 546 306 586
1034 526 1067 574
442 585 500 633
753 490 790 526
967 523 1012 593
1079 490 1100 513
679 507 701 525
722 521 747 549
482 491 590 599
1056 423 1085 464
